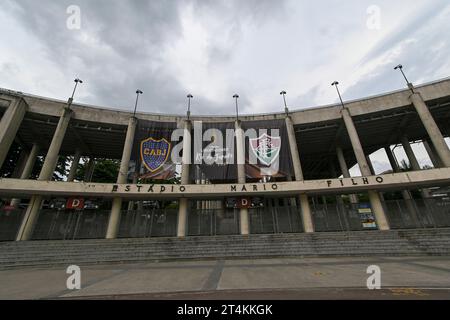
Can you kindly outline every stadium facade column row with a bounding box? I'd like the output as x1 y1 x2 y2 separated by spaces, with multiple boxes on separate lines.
1 87 450 240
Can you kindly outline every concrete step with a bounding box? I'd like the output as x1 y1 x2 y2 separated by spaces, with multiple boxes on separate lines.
1 228 449 269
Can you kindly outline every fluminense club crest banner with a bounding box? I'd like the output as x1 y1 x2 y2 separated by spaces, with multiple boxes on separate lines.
241 119 293 180
249 133 281 166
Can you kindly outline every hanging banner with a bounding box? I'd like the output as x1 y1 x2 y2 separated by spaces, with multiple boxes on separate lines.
131 120 178 180
189 121 237 182
241 119 293 181
189 119 293 182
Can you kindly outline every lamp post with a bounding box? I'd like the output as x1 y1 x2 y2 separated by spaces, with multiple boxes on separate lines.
331 81 345 108
133 89 143 117
394 64 414 93
68 78 83 107
233 94 239 120
280 90 288 115
187 94 193 120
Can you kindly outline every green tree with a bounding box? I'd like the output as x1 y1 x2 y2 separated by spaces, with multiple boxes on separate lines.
75 158 120 183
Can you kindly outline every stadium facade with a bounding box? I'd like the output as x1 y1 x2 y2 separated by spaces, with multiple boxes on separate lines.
0 78 450 242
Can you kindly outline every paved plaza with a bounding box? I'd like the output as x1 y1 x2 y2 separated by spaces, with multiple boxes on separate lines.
0 256 449 300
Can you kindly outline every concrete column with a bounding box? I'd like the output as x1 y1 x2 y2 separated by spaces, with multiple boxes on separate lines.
401 136 421 171
401 136 430 198
11 149 29 179
235 120 249 235
366 155 375 175
285 116 314 232
16 107 72 241
410 93 450 167
127 174 138 211
423 139 443 168
384 146 420 226
67 149 82 182
341 109 371 175
0 99 27 169
177 120 191 237
106 117 137 239
366 155 385 201
20 143 40 180
10 143 40 208
341 108 389 230
336 146 358 204
83 156 96 182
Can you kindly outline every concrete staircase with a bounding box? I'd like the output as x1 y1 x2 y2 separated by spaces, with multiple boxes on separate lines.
0 228 449 269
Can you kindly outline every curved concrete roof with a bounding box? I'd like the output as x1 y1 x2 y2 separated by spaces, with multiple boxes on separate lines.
1 77 449 180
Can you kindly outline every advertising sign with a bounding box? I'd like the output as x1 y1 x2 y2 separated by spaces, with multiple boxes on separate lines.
358 203 377 229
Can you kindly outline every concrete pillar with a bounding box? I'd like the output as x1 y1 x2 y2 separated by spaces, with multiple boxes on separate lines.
20 143 40 180
423 139 443 168
10 143 40 208
366 155 375 175
401 135 430 198
83 156 96 182
336 146 359 204
127 174 138 211
177 120 191 237
401 136 421 171
410 93 450 167
11 149 29 179
285 116 314 232
67 149 82 182
16 107 72 241
235 120 249 235
0 99 27 169
106 117 137 239
341 108 389 230
384 146 420 226
366 155 385 201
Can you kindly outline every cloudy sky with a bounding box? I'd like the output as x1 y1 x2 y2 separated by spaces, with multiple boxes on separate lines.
1 0 450 116
1 0 449 172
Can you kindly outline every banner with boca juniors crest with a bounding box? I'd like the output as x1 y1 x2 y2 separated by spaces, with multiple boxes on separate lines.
131 119 178 180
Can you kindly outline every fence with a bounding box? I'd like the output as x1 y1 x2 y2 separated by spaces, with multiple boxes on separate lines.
1 196 449 241
187 208 240 236
310 197 450 232
249 206 303 234
118 209 178 238
31 209 109 240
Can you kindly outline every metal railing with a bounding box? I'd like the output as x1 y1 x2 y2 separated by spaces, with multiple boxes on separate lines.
31 209 109 240
249 206 303 234
187 208 240 236
118 209 178 238
1 196 449 241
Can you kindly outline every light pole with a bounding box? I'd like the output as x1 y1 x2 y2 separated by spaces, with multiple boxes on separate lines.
331 81 345 108
233 94 239 120
394 64 414 93
280 90 288 115
133 89 143 117
68 78 83 107
187 94 193 120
